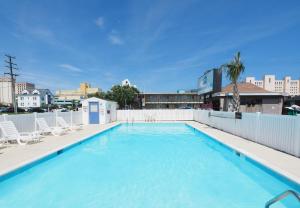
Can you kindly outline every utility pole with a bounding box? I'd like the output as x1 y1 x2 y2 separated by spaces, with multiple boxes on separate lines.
4 54 18 113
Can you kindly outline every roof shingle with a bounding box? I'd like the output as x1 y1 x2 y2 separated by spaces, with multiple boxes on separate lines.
221 82 270 93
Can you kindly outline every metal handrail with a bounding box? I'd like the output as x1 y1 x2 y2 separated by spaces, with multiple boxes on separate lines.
265 190 300 208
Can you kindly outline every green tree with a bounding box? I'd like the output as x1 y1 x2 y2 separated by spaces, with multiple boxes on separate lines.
106 85 139 109
221 52 245 112
88 91 106 99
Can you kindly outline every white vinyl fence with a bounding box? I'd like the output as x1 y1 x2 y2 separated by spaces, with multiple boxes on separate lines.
1 110 83 133
1 108 299 157
117 110 194 121
194 110 300 157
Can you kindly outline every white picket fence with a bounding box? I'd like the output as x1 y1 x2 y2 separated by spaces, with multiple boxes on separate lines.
193 110 300 157
117 109 300 157
1 111 83 133
117 110 194 121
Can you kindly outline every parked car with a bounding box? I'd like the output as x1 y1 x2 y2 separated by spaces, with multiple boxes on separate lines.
5 107 25 113
178 106 193 109
27 108 46 113
0 107 8 113
57 108 69 112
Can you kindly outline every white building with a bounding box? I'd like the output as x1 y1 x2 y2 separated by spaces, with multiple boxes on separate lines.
16 82 35 94
246 75 300 96
0 77 14 105
121 79 137 88
18 89 53 109
82 97 117 124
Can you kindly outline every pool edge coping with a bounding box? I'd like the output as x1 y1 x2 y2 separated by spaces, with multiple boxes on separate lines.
0 122 121 180
185 121 300 186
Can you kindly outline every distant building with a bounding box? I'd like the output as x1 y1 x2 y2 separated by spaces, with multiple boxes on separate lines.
121 79 137 88
16 82 35 94
55 83 100 101
0 77 14 105
246 75 300 96
18 89 53 109
213 83 285 114
139 92 202 109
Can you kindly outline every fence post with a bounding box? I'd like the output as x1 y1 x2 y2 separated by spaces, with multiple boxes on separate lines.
3 114 7 121
255 112 261 142
71 110 73 126
55 110 58 127
295 116 300 157
34 112 37 132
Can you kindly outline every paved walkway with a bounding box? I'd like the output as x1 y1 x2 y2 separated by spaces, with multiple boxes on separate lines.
186 121 300 184
0 122 119 176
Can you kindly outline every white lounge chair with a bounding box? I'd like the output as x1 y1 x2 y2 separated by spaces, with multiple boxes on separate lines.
56 117 83 131
36 118 66 136
0 121 41 145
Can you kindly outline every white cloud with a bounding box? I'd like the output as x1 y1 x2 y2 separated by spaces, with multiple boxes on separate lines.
59 64 82 72
95 17 104 28
108 34 124 45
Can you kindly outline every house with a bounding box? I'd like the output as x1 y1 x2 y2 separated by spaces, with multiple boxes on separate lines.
213 83 285 114
18 89 53 109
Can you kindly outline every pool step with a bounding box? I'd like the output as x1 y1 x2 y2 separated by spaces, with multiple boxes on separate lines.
265 190 300 207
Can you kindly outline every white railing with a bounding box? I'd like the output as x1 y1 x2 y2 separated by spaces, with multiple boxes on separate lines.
1 110 83 133
117 109 194 121
193 110 300 157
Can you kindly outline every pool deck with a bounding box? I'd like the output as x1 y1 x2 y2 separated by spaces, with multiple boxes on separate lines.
186 121 300 185
0 122 120 177
0 121 299 185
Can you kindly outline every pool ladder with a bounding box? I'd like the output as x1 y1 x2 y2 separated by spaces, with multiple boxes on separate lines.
265 190 300 207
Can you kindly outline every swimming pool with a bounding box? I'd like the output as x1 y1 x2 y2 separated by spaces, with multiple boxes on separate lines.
0 123 299 207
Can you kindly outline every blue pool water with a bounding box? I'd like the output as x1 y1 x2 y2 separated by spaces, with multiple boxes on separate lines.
0 123 299 208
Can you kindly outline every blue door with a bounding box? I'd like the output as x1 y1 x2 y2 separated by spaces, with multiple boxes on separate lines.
89 102 99 124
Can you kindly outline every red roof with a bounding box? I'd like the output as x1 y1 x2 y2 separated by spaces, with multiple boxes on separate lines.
221 82 270 93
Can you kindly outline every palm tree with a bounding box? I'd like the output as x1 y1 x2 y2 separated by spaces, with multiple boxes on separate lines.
221 52 245 112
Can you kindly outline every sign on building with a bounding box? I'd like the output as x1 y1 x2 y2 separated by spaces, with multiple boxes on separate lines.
198 68 222 95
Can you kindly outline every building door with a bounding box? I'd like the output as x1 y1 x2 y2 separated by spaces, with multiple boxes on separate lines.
89 102 99 124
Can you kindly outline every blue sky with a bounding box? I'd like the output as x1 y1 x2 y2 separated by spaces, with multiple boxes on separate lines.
0 0 300 92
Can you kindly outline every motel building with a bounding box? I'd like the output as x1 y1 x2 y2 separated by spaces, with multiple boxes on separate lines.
213 83 285 114
139 92 203 109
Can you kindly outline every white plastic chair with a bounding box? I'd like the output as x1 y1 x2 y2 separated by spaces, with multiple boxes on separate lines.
36 118 66 136
0 121 41 145
56 117 83 131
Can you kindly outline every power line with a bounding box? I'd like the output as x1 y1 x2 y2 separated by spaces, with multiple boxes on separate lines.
4 54 19 113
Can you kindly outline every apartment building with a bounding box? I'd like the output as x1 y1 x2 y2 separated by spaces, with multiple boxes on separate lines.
246 75 300 96
18 89 53 108
0 77 14 105
15 82 35 94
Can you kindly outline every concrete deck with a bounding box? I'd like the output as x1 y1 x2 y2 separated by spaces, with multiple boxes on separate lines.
186 121 300 184
0 121 299 185
0 122 119 177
